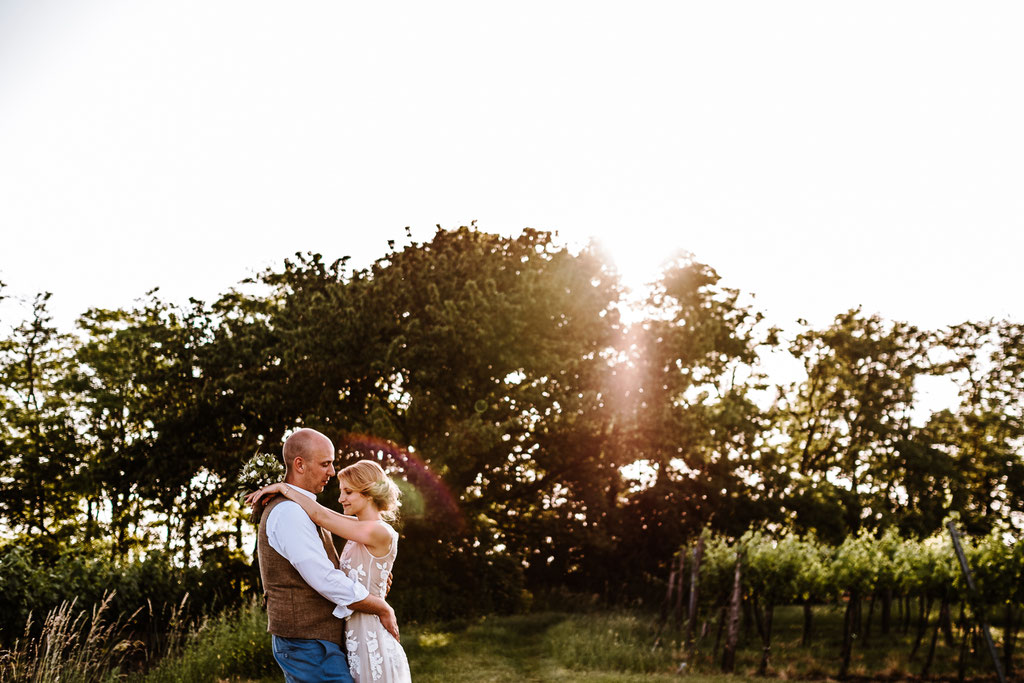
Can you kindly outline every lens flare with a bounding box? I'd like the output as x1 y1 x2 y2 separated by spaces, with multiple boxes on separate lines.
339 433 462 529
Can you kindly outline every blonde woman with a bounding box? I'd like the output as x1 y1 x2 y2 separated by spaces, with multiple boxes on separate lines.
248 460 412 683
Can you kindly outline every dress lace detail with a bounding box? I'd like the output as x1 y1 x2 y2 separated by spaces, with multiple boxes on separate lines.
340 523 411 683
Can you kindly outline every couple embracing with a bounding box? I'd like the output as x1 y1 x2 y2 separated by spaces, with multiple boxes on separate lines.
246 428 412 683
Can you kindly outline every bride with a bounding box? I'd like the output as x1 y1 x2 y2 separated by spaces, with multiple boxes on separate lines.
248 460 412 683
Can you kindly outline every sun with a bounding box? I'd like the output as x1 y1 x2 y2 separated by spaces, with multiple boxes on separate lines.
593 233 669 298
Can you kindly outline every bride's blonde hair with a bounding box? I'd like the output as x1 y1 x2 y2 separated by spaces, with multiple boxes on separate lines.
340 460 400 521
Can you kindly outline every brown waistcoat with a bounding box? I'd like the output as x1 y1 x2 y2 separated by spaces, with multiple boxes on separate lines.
257 495 344 645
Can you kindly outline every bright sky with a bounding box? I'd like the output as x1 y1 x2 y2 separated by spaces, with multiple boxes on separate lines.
1 1 1021 335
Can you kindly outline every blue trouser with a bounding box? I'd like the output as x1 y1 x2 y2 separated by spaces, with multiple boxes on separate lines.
271 635 353 683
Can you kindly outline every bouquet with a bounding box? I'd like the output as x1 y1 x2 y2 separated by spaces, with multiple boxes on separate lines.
237 451 285 522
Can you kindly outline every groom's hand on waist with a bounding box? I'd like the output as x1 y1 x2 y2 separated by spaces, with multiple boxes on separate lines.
350 595 400 642
380 604 400 642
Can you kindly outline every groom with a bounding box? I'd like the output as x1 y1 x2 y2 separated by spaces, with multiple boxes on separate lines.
257 428 399 683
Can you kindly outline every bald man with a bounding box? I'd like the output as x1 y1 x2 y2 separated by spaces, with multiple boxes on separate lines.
257 428 398 683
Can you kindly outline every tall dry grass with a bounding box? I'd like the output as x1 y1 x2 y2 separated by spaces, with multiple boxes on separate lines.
139 599 275 682
0 592 146 683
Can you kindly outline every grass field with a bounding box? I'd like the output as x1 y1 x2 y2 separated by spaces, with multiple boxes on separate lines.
399 605 1008 682
216 603 1007 682
4 598 1010 681
234 611 757 683
399 612 754 683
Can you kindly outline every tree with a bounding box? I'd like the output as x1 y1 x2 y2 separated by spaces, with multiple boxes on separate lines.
926 320 1024 534
618 255 776 578
347 226 625 597
73 294 234 562
778 309 932 541
214 226 626 605
0 292 82 544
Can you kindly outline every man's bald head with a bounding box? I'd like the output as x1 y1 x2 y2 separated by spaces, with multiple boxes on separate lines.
282 428 337 493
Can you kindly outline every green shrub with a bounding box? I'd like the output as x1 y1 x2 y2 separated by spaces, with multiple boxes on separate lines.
0 539 258 647
140 600 274 682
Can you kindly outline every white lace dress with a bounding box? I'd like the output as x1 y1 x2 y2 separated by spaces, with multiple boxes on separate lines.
339 522 412 683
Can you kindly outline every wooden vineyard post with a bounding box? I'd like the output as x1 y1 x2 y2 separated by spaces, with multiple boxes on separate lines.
721 548 743 673
666 552 680 625
652 552 682 652
946 521 1006 683
683 534 706 647
674 550 686 627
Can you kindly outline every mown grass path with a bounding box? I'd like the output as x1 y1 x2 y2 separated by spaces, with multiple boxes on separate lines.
240 611 711 682
406 613 567 681
402 613 753 682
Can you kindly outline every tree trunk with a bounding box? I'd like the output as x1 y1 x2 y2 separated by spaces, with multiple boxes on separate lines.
854 594 863 640
660 553 679 632
752 594 766 642
881 588 892 635
742 595 754 644
115 498 126 560
713 605 726 659
666 553 681 628
840 594 856 679
758 602 774 676
699 616 711 641
957 621 973 683
85 498 94 541
1003 603 1018 676
940 597 955 648
922 609 942 677
721 553 743 673
653 552 681 652
864 591 876 645
911 596 933 659
683 535 705 646
182 514 193 567
674 553 686 627
802 601 813 647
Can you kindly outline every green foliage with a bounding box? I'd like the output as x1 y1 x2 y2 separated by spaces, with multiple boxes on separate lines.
928 321 1024 535
831 531 879 597
695 535 738 608
778 310 934 541
622 257 777 546
0 540 255 646
690 527 1020 615
139 600 274 683
0 292 83 541
964 528 1021 607
2 224 1024 644
743 531 818 605
893 533 957 598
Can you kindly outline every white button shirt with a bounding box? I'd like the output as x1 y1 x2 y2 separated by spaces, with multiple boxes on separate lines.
265 484 369 619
